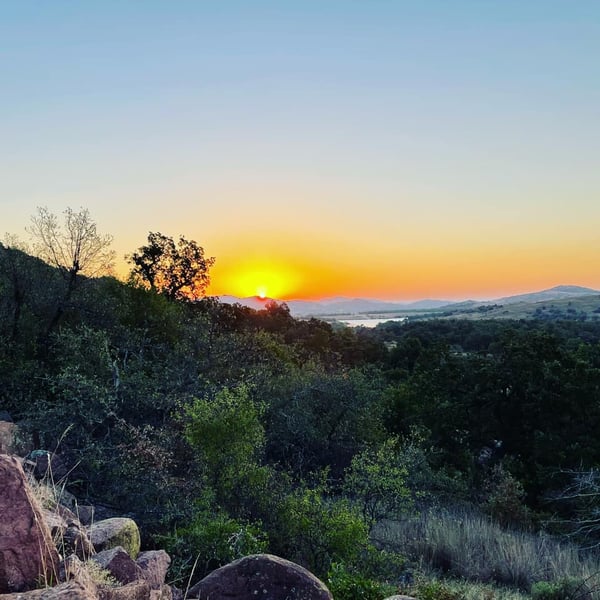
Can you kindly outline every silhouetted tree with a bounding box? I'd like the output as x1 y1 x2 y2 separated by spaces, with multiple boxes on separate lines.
127 232 215 301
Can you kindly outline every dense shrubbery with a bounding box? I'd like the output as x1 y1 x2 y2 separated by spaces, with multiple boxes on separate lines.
3 238 600 594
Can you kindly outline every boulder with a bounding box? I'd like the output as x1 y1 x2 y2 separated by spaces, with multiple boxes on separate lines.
136 551 171 589
0 454 60 592
186 553 333 600
90 519 141 559
0 576 97 600
76 505 96 526
31 452 70 482
97 581 151 600
149 585 173 600
0 421 17 454
92 547 143 585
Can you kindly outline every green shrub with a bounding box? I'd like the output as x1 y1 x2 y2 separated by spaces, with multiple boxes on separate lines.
483 464 531 529
531 578 592 600
163 510 268 586
270 482 369 577
327 562 395 600
412 578 465 600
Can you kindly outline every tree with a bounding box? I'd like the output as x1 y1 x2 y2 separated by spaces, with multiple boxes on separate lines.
29 207 115 285
554 468 600 549
127 232 215 301
183 385 268 508
27 207 115 332
343 437 412 530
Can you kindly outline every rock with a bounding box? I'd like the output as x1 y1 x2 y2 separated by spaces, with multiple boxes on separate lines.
42 507 95 560
0 454 60 592
92 547 143 585
186 553 333 600
136 551 171 589
0 421 17 454
149 585 173 600
59 555 85 582
27 451 70 482
98 580 151 600
0 576 98 600
76 505 96 526
383 596 419 600
90 518 141 559
64 524 96 560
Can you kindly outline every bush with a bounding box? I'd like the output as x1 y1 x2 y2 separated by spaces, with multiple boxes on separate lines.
269 481 369 577
162 509 268 586
483 464 531 529
412 578 464 600
531 578 592 600
327 562 395 600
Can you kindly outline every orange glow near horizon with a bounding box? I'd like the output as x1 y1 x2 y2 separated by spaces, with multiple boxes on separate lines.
204 232 600 302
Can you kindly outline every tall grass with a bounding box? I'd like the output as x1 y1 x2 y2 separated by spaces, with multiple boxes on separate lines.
372 508 600 596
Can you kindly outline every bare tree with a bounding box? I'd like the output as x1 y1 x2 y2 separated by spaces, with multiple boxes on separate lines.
553 468 600 549
29 207 115 285
28 207 115 332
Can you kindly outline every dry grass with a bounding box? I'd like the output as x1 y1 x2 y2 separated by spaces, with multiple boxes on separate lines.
372 508 600 596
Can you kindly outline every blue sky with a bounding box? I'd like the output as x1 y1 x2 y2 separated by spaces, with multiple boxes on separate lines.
2 1 599 299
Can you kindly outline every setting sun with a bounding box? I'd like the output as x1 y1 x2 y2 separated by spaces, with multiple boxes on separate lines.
209 256 305 300
257 286 267 299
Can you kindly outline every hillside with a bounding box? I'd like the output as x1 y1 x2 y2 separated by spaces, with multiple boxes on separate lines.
3 246 600 598
216 285 600 322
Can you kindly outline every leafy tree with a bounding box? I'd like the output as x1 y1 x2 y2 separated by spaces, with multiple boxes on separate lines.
343 437 413 529
127 232 214 301
183 385 269 511
270 481 369 577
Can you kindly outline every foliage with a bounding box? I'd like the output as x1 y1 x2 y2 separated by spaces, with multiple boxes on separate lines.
483 464 531 529
343 436 412 528
182 385 270 509
410 578 465 600
531 578 593 600
326 562 395 600
554 468 600 549
127 232 214 301
7 237 600 595
269 480 370 577
163 505 268 585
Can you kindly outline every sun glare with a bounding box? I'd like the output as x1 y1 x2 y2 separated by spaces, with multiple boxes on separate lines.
213 260 303 300
257 286 267 299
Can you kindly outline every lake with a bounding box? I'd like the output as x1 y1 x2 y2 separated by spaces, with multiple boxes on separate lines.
340 317 407 328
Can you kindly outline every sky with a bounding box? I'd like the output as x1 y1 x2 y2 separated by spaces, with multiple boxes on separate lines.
1 1 599 301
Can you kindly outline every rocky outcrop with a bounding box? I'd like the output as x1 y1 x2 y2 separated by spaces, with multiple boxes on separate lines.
186 553 333 600
0 454 60 592
0 456 335 600
0 576 97 600
89 519 141 560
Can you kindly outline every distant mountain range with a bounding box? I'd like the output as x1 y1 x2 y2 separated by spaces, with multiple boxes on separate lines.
216 285 600 318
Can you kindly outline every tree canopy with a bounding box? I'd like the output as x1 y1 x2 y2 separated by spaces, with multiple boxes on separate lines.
127 232 215 301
